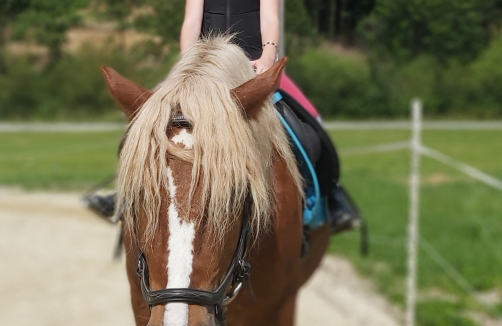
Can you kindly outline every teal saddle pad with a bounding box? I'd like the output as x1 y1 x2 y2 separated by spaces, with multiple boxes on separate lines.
273 92 327 229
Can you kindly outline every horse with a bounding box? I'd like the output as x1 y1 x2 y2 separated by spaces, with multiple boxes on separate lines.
101 36 331 326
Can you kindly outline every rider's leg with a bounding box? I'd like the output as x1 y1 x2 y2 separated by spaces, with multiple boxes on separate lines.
276 89 361 234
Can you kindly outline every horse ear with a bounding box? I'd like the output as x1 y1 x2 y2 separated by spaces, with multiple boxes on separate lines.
101 66 153 121
231 57 288 120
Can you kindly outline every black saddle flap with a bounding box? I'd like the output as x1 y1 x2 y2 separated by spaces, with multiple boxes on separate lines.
277 90 341 194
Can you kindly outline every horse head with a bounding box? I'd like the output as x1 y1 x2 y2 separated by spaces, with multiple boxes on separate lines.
102 38 299 326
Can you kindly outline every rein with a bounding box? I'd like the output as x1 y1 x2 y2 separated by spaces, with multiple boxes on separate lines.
135 194 254 322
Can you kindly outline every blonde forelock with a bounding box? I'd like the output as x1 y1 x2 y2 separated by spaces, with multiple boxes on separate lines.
116 35 302 246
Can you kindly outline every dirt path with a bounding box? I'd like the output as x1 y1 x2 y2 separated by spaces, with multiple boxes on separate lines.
0 190 402 326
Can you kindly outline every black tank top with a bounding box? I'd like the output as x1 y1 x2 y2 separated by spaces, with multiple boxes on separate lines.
201 0 262 60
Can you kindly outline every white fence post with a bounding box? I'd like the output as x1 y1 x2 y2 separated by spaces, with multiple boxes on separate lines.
406 99 423 326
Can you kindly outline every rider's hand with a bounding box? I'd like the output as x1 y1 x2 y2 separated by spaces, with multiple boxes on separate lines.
251 45 277 74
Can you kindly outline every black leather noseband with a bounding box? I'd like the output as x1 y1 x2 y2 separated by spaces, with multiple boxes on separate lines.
136 195 253 322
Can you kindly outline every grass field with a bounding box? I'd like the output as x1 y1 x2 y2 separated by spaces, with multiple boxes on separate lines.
0 131 124 189
1 128 501 326
328 129 502 326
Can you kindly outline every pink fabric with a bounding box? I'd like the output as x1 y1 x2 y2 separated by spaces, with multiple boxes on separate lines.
279 73 320 119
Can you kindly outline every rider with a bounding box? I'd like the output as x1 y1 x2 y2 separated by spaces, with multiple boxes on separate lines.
182 0 321 118
182 0 278 74
87 0 353 233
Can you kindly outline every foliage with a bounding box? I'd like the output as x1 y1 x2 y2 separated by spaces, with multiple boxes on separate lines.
134 0 185 47
362 0 492 63
6 42 502 121
2 0 502 120
286 0 315 37
102 0 137 28
288 48 397 119
0 45 179 120
303 0 375 43
0 0 31 22
285 0 321 56
100 0 139 50
471 33 502 113
0 0 31 72
287 43 502 119
10 0 88 65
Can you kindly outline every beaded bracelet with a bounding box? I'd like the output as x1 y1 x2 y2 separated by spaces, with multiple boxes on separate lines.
262 41 278 49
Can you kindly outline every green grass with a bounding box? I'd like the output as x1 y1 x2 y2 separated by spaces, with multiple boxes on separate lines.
0 131 124 189
0 128 501 325
328 129 502 325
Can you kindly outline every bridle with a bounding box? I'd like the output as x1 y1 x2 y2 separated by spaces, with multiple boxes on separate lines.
135 194 253 322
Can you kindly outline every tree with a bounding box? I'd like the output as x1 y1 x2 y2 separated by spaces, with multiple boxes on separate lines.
303 0 375 43
11 0 87 66
134 0 185 46
343 0 375 43
102 0 138 51
0 0 30 73
286 0 315 37
363 0 490 63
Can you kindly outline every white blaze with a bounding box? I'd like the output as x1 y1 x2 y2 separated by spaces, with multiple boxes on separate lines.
164 166 195 326
172 129 194 149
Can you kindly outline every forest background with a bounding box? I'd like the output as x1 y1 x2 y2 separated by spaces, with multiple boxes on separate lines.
1 0 502 120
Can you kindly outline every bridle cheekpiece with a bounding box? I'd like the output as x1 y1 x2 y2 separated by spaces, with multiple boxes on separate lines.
136 194 253 322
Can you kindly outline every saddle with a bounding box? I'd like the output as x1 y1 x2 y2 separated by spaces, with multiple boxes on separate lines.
274 90 364 237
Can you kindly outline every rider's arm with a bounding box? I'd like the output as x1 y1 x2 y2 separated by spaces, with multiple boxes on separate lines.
180 0 204 52
253 0 280 74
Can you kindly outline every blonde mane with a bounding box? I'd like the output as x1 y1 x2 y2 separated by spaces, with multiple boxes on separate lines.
116 36 302 245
